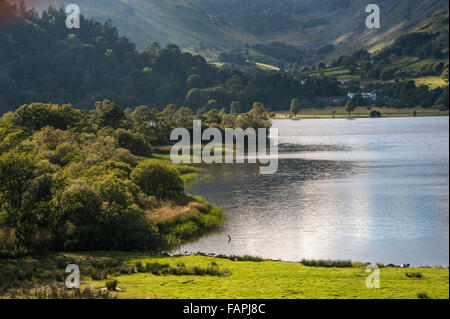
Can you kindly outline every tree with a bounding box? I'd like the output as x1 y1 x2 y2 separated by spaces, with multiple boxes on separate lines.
94 100 126 129
0 150 42 247
230 101 242 114
173 107 194 129
131 161 184 201
290 98 301 117
0 150 36 210
345 98 357 117
115 129 152 156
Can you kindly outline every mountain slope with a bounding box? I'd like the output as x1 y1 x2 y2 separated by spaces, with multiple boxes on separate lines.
188 0 449 57
8 0 450 63
13 0 260 58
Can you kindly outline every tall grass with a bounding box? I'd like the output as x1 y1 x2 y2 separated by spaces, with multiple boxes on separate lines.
105 279 118 291
0 228 29 258
301 259 353 268
406 271 423 278
7 284 116 299
157 197 224 248
215 255 265 262
417 292 431 299
133 261 231 277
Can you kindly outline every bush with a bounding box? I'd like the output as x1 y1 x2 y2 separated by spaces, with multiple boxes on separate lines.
417 292 431 299
370 110 382 117
131 161 184 201
301 259 353 268
115 129 152 157
406 271 423 278
105 279 118 291
215 255 265 262
90 269 108 280
131 261 230 277
13 103 84 130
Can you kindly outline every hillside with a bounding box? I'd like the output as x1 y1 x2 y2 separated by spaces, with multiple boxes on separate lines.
188 0 449 58
0 1 447 114
10 0 259 59
296 10 449 90
7 0 447 64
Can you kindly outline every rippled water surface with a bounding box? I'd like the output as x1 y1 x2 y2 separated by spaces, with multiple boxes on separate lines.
180 117 449 266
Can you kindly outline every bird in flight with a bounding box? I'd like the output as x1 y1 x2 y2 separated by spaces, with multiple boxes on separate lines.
227 234 232 244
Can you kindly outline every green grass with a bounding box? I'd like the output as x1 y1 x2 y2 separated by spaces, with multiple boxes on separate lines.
410 76 448 89
154 196 224 247
254 62 280 71
84 253 449 299
399 58 447 73
307 67 351 78
1 252 448 299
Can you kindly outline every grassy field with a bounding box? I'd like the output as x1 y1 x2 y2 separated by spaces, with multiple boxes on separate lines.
254 62 280 71
410 76 448 89
273 106 449 119
1 252 448 299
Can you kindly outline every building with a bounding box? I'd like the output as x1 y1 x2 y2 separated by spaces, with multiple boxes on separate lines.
347 92 377 103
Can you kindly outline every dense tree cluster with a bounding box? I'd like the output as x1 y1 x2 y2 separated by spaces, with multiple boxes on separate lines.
366 81 449 109
0 1 344 115
0 100 270 253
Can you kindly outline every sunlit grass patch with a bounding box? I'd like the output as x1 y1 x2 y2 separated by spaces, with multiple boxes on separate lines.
1 253 448 299
411 76 448 89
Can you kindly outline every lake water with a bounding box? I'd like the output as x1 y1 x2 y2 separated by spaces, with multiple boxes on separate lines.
180 117 449 266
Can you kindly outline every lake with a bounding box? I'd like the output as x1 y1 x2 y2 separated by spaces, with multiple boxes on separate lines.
180 117 449 266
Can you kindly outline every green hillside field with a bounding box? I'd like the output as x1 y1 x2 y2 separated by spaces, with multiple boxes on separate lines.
1 252 448 299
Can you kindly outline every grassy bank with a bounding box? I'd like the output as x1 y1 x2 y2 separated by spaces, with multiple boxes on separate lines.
147 196 224 248
1 252 448 299
274 106 449 119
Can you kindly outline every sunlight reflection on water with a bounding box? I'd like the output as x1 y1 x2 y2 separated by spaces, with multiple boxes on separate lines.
180 117 449 266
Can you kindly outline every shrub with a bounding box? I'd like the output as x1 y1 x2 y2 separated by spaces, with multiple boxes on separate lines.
90 269 107 280
144 262 170 274
215 255 265 262
105 279 118 291
406 271 423 278
417 292 431 299
13 103 84 130
301 259 353 268
131 161 184 200
115 129 152 156
93 174 134 208
134 262 145 273
370 110 382 117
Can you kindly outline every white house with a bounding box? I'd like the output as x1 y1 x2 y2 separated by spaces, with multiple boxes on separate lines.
347 92 377 102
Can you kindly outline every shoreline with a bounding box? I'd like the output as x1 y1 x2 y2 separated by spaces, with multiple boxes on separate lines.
273 114 449 119
272 114 449 119
272 106 449 119
167 251 450 269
